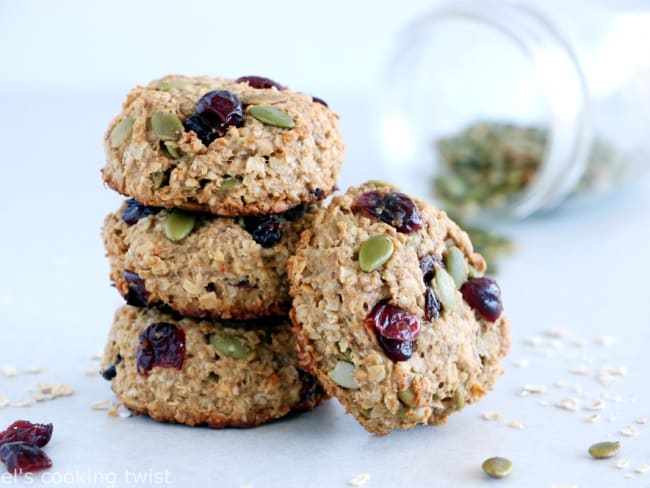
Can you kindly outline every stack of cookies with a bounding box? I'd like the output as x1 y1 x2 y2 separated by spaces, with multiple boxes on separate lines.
99 75 344 427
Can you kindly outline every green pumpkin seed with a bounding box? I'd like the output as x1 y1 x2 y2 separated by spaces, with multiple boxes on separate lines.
453 389 465 411
165 209 196 242
433 266 456 311
110 117 134 148
358 235 394 272
360 408 373 419
162 141 182 159
150 171 167 190
220 177 242 190
341 348 353 363
248 105 294 129
588 441 621 459
482 457 513 478
396 406 426 421
444 246 468 289
151 111 183 140
210 335 251 360
328 360 359 389
398 387 416 407
156 79 189 91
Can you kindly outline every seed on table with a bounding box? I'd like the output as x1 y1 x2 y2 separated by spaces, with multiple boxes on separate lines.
481 456 513 478
588 441 620 459
358 235 394 272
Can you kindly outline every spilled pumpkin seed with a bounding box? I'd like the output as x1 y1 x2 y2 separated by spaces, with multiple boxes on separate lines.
481 457 513 478
165 209 196 242
588 441 621 459
328 360 359 389
110 117 134 147
151 111 183 140
358 235 394 272
248 105 294 129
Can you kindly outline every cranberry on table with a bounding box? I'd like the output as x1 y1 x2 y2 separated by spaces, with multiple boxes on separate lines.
0 442 52 474
0 421 53 448
354 190 424 233
136 323 186 376
365 301 421 362
460 277 503 322
236 75 285 90
243 215 283 247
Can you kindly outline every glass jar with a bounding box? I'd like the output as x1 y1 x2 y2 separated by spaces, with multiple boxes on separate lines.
379 0 650 220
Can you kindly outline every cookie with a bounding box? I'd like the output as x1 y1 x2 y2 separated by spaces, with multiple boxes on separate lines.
102 199 319 319
288 183 511 435
101 74 344 216
101 306 326 428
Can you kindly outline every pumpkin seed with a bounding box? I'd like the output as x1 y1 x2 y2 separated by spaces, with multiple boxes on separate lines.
328 360 359 389
150 171 167 190
151 111 183 140
156 79 189 91
210 335 251 361
398 387 416 407
165 209 196 242
110 117 134 147
220 177 242 190
588 441 621 459
453 389 466 411
481 456 513 478
248 105 294 129
162 141 182 159
358 235 394 272
396 406 426 421
444 246 468 288
433 266 456 311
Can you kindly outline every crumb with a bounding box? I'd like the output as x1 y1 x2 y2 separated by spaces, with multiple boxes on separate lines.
37 383 74 398
481 411 503 421
585 413 600 423
569 366 590 376
348 473 370 486
91 400 112 410
621 425 638 437
634 464 649 474
585 401 606 411
522 384 547 394
508 421 524 430
555 397 579 411
615 458 630 469
11 399 34 408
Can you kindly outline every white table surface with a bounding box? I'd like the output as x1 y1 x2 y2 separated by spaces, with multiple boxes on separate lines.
1 88 649 488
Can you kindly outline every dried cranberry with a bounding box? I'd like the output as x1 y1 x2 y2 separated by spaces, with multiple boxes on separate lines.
0 442 52 474
460 277 503 322
100 355 123 381
236 75 285 90
354 190 424 233
195 90 243 135
244 215 282 247
0 421 53 448
123 271 148 308
365 301 420 362
419 254 442 321
312 96 328 107
136 323 185 376
297 370 324 406
183 114 218 146
121 199 157 225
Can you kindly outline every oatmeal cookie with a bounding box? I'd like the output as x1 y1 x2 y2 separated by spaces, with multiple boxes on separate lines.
102 74 344 216
102 199 319 319
101 306 325 427
288 183 511 435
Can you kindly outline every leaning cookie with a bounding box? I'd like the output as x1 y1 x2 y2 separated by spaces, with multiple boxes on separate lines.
288 182 511 435
102 199 319 320
102 74 344 216
101 306 326 427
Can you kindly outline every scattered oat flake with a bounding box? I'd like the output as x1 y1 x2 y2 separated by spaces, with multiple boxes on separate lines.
37 383 74 398
2 366 17 377
11 399 34 408
107 404 120 417
481 411 503 421
621 425 638 437
91 400 112 410
348 473 371 486
555 397 579 411
615 458 630 469
513 359 529 368
508 421 524 430
635 464 650 474
636 417 648 425
569 366 590 376
522 384 548 394
585 401 605 411
585 414 600 423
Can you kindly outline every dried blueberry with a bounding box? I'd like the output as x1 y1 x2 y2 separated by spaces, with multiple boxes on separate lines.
244 215 282 247
461 277 503 322
136 323 186 376
123 271 148 307
121 199 158 225
183 114 218 146
100 355 123 381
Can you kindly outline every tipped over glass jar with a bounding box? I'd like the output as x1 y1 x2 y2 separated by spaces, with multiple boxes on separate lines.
379 0 650 220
